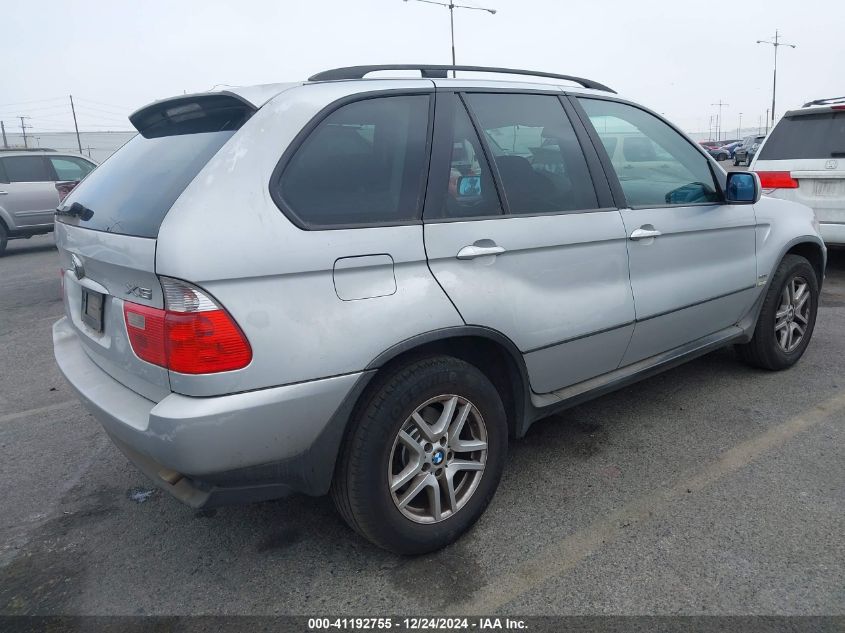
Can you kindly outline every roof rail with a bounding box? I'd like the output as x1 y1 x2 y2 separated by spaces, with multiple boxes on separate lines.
308 65 616 94
0 147 56 152
802 96 845 107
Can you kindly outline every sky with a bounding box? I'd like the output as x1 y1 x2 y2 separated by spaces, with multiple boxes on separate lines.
1 0 843 139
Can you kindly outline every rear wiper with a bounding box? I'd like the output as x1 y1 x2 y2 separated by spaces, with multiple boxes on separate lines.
55 202 94 221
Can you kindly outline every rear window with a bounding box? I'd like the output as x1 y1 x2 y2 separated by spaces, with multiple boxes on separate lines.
56 131 234 238
758 111 845 160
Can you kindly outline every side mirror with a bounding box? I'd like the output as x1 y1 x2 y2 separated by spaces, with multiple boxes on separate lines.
455 175 482 199
725 171 761 204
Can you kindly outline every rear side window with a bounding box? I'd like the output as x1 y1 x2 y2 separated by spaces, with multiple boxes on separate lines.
2 156 52 182
57 131 234 238
465 93 599 214
50 156 95 181
278 95 431 228
758 112 845 160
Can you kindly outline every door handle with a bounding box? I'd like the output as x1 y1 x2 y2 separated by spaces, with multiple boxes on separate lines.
456 244 506 259
0 191 8 195
629 227 662 240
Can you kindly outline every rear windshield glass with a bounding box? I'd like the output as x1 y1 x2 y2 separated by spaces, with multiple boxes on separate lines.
758 111 845 160
56 131 234 238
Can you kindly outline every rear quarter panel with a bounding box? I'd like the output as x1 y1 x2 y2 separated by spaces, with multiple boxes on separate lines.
155 81 464 396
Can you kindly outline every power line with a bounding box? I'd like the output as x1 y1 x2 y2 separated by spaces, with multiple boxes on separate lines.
0 96 65 108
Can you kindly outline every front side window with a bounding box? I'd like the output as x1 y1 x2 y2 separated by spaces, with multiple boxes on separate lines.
580 98 721 207
50 156 95 181
278 95 430 228
1 156 52 182
465 93 599 214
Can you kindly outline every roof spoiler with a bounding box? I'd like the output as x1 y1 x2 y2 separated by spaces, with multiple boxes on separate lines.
129 92 256 138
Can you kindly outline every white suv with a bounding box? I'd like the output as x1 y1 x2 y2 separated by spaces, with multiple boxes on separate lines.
752 97 845 245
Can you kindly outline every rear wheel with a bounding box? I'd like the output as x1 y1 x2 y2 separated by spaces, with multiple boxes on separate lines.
332 356 507 554
737 254 819 370
717 152 728 162
0 223 7 256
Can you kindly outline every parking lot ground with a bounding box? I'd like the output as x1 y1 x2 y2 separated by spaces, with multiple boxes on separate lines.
1 235 843 616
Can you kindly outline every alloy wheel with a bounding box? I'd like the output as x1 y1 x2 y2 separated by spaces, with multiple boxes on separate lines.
388 394 488 524
775 275 811 353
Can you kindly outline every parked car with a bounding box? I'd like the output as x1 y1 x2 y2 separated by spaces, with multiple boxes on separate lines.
699 140 722 150
752 97 845 245
709 141 742 161
52 65 826 554
734 135 766 166
0 149 97 254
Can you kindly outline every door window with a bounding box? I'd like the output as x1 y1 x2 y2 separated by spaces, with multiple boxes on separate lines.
50 156 95 181
432 97 503 219
278 95 431 228
580 99 721 207
1 156 52 182
465 94 599 214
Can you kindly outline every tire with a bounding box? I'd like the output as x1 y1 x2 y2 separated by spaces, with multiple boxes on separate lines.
717 152 728 162
733 158 740 167
0 222 7 256
332 355 508 554
736 254 819 370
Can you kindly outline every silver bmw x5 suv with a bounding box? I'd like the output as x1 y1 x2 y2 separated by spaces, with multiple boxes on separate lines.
53 65 826 554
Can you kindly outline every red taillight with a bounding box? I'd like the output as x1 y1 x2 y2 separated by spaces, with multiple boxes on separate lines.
123 279 251 374
124 303 167 367
55 180 79 203
755 171 799 189
832 105 845 111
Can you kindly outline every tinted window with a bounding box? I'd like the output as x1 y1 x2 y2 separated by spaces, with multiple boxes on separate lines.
580 99 721 207
466 94 598 214
2 156 52 182
57 131 233 238
432 97 503 219
758 112 845 160
50 156 95 181
279 95 430 227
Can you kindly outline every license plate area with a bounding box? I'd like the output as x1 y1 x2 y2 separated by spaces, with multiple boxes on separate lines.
81 287 105 333
813 180 843 197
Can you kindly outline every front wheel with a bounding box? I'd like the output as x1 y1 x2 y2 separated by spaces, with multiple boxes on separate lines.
0 223 7 256
332 356 507 554
737 254 819 370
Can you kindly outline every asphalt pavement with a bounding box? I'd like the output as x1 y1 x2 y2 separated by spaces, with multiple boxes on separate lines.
0 233 843 616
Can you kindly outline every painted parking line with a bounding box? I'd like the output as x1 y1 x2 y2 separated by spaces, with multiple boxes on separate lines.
453 388 845 614
0 400 78 425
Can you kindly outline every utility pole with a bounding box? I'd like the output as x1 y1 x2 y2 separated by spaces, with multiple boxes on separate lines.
403 0 497 77
0 121 7 148
69 95 83 153
737 112 743 139
757 29 796 128
711 100 729 142
19 116 30 148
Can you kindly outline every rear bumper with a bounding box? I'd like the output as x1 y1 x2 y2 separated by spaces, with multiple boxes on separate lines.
53 317 366 506
820 222 845 245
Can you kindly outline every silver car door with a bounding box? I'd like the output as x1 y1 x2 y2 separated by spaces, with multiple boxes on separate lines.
576 97 758 365
423 92 636 394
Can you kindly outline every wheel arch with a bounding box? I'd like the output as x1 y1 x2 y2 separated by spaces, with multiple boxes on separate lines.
364 327 532 439
784 239 826 287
